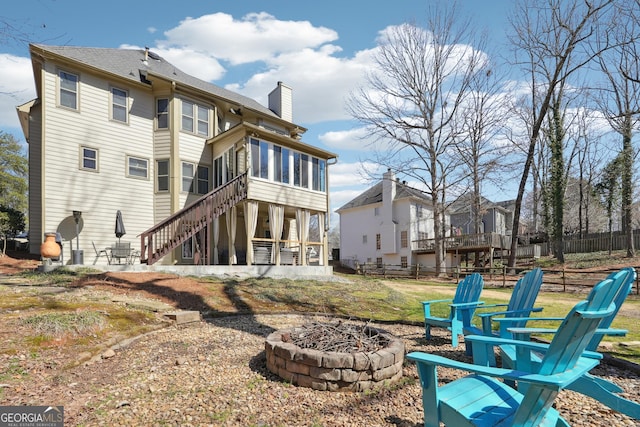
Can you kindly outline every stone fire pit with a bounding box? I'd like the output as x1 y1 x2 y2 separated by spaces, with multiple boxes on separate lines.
265 321 405 392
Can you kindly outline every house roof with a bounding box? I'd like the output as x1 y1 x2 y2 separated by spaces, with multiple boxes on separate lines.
336 180 431 212
29 44 291 126
449 193 510 215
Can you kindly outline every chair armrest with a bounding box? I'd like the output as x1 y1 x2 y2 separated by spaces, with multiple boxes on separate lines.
450 301 485 308
407 350 597 388
477 307 543 319
496 316 563 337
422 299 453 317
595 328 627 337
466 334 604 366
475 303 509 311
421 299 453 306
495 316 564 324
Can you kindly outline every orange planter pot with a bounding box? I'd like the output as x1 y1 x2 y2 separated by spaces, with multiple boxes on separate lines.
40 233 61 259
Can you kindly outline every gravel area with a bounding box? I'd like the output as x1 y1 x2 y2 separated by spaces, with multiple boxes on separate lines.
4 313 638 426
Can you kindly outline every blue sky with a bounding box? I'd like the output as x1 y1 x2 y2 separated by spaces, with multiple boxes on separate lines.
0 0 515 226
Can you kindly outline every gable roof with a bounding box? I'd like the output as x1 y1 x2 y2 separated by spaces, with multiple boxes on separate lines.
448 193 510 215
29 44 287 124
336 180 431 212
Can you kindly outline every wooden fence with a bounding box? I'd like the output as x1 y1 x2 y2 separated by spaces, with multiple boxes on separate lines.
356 262 639 295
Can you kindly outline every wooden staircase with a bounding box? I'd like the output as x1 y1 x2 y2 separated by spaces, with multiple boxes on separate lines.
140 173 248 265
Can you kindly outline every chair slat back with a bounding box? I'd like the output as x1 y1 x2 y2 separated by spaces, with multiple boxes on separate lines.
538 276 622 376
586 267 636 351
507 268 543 312
453 273 484 304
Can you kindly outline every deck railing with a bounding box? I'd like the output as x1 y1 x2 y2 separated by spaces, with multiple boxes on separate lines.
412 232 511 251
140 173 247 265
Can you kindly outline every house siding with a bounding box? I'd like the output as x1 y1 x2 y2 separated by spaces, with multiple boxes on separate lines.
247 179 326 212
24 44 337 266
39 60 156 257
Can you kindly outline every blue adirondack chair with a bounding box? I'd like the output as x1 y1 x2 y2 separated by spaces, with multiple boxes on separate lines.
486 267 639 419
422 272 484 347
464 268 544 357
408 274 623 427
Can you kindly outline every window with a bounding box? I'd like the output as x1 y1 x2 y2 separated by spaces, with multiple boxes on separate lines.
111 87 128 122
301 154 309 188
127 156 148 178
197 104 209 136
157 160 169 191
250 139 260 178
157 98 169 129
214 156 223 188
181 99 209 136
376 257 383 268
225 147 235 181
182 162 194 192
197 166 209 194
401 256 408 268
250 138 269 179
260 141 269 179
294 153 309 188
274 145 290 183
416 204 424 218
376 234 381 250
374 207 380 216
312 158 326 191
80 146 97 171
401 230 408 248
59 70 78 109
362 235 368 244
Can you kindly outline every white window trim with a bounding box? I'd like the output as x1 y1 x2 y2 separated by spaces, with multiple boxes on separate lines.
156 159 169 192
156 98 169 130
126 155 149 179
196 165 210 195
181 98 210 137
110 86 129 124
182 161 195 193
79 145 98 172
58 69 79 111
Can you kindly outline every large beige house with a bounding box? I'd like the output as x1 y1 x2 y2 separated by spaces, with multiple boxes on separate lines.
17 44 336 268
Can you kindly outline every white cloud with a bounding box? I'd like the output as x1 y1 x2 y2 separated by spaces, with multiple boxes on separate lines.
161 12 339 65
0 54 35 131
320 127 370 151
147 27 157 34
149 12 377 124
225 45 374 124
329 160 383 187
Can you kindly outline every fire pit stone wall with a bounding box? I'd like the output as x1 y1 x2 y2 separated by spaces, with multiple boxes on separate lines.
265 326 405 392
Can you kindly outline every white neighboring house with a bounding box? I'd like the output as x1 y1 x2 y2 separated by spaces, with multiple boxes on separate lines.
17 44 337 267
337 170 455 270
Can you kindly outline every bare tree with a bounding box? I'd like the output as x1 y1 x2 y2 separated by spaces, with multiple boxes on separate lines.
506 0 616 268
347 4 486 275
594 5 640 257
455 47 510 235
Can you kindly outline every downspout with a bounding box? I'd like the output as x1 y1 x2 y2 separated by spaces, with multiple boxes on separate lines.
326 157 338 265
169 81 179 263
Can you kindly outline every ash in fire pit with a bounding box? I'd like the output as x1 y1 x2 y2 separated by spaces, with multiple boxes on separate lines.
265 320 405 392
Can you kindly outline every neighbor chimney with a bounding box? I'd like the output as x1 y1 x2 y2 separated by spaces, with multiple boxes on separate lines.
268 81 293 122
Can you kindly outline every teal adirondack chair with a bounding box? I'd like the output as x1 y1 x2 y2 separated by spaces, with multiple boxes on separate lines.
409 274 623 427
422 272 484 347
488 267 639 419
464 268 544 357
